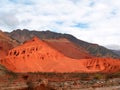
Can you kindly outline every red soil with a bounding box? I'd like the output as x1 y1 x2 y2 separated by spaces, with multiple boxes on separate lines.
44 38 92 59
0 37 120 73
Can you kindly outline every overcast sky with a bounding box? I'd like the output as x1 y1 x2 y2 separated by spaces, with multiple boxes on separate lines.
0 0 120 49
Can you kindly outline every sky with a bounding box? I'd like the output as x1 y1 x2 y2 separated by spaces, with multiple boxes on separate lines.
0 0 120 50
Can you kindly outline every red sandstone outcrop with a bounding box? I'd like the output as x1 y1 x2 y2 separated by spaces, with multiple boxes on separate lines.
82 58 120 73
0 37 120 73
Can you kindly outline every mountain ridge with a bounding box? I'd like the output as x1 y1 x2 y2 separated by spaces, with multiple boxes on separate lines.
5 29 120 58
112 50 120 56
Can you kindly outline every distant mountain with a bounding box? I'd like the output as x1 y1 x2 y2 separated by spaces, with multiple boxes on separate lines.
112 50 120 56
0 30 19 59
5 29 120 58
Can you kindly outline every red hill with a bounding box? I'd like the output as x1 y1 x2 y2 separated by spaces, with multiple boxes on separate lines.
0 37 120 73
0 37 86 72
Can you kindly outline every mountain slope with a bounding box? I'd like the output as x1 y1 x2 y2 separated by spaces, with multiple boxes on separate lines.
1 37 120 73
6 29 120 58
0 30 19 59
44 38 92 59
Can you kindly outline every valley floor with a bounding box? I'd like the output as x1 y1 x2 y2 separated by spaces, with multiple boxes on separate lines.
0 76 120 90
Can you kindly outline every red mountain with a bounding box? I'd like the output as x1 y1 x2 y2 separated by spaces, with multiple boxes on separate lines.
1 37 120 73
1 37 86 72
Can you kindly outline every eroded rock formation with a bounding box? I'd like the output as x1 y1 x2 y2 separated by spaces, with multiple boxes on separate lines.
83 58 120 73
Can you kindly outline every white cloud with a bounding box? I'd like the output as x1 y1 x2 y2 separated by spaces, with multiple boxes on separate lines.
0 0 120 49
